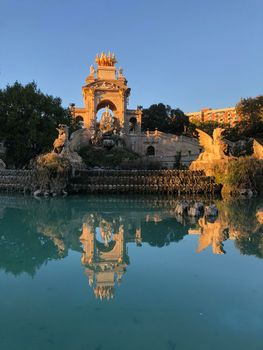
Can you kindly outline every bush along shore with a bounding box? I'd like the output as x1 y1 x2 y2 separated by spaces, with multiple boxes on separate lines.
211 156 263 197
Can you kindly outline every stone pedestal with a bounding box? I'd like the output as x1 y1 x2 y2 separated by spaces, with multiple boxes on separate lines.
190 159 228 176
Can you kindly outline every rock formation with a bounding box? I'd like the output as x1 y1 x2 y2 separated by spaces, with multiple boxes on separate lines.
34 125 85 196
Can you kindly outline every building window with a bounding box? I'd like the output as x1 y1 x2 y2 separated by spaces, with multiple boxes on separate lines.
146 145 155 156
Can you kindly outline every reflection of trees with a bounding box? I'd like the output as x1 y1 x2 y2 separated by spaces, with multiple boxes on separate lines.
216 199 261 235
0 197 83 276
0 208 60 276
31 198 83 249
217 199 263 258
235 232 263 258
141 218 189 247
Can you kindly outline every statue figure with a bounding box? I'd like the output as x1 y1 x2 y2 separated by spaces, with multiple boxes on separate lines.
100 106 114 133
118 67 123 78
89 65 95 76
195 128 229 162
53 124 69 154
190 127 232 175
99 219 113 247
253 139 263 159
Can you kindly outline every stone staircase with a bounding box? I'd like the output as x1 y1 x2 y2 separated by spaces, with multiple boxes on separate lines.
0 169 222 195
70 169 221 195
0 170 33 193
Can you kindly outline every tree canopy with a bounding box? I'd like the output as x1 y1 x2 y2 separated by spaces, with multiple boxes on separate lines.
236 96 263 137
0 82 72 167
142 103 189 134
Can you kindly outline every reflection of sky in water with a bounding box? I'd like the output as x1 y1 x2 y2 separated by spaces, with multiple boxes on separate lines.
0 195 262 350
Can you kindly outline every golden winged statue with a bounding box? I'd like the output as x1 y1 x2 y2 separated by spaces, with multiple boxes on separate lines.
195 128 229 162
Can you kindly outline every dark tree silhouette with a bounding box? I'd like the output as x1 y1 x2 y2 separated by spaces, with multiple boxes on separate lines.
0 82 73 167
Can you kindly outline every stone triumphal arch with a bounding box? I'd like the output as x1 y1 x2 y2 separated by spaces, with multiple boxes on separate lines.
72 52 142 133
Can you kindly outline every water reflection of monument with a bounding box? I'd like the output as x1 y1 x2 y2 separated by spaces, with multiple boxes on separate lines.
80 215 130 300
78 203 263 300
0 196 262 299
189 218 229 255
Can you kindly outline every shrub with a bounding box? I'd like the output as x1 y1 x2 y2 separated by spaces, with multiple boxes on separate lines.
79 145 139 168
36 153 71 173
212 157 263 191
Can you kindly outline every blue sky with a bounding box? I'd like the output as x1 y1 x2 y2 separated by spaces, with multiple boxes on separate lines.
0 0 262 112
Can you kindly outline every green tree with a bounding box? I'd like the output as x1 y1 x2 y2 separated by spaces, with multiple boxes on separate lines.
142 103 170 132
142 103 189 134
0 82 73 167
190 120 225 136
169 108 189 134
236 96 263 137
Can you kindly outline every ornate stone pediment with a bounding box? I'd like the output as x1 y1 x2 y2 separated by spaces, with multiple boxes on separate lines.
86 81 125 91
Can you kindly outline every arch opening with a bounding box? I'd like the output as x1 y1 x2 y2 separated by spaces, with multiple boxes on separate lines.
96 105 120 134
96 107 115 122
96 100 117 113
129 117 137 133
96 100 116 123
95 240 116 253
146 145 155 156
75 115 84 128
95 226 114 249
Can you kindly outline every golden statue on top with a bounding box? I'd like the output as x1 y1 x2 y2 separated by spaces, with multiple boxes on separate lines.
95 51 117 66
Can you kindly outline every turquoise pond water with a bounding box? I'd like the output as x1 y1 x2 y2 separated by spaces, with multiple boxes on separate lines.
0 195 262 350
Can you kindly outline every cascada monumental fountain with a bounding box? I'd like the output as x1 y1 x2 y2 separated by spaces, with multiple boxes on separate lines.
69 52 201 168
